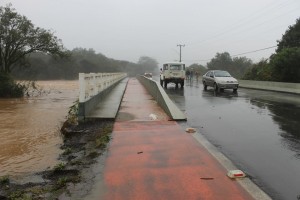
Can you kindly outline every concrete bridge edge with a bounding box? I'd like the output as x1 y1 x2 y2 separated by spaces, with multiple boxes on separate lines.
238 80 300 95
191 132 272 200
78 77 128 121
137 76 186 121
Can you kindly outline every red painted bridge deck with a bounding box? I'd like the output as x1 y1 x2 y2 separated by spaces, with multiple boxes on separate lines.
101 78 253 200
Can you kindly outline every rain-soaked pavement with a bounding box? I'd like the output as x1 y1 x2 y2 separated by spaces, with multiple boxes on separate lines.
164 80 300 200
95 78 256 200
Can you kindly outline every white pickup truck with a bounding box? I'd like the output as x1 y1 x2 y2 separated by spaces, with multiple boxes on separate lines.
160 62 186 88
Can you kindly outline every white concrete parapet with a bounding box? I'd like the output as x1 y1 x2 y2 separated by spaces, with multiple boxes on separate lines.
239 80 300 94
79 73 127 103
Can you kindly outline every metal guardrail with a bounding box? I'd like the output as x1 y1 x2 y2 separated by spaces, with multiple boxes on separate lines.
79 73 127 103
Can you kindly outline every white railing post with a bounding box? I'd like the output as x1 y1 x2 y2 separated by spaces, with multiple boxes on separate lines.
79 72 127 103
91 73 97 97
79 73 85 103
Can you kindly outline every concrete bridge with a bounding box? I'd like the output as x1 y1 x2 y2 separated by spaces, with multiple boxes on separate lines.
77 72 300 200
78 73 186 121
78 73 300 121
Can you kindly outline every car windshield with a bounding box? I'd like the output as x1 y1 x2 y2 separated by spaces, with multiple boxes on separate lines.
214 71 231 77
170 65 183 70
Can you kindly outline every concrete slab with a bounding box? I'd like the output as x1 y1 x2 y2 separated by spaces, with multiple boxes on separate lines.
86 78 128 119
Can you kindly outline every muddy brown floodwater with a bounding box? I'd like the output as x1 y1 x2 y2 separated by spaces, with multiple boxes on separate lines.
0 80 78 178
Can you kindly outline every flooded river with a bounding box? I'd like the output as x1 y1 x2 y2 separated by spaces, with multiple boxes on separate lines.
0 81 78 177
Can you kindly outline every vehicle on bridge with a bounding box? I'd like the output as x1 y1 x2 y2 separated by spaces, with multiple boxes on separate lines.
144 72 152 79
202 70 239 92
160 62 186 88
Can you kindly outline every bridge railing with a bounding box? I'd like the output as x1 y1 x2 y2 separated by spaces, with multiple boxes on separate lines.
238 79 300 94
79 73 127 103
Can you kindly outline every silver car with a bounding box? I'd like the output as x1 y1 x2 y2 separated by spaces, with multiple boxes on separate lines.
202 70 239 92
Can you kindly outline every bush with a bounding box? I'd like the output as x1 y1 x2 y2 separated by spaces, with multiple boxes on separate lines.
243 59 272 81
269 47 300 83
0 73 25 97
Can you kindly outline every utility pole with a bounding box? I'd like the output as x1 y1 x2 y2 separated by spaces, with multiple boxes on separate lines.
177 44 185 62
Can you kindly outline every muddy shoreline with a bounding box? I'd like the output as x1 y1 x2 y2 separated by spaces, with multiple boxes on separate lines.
0 119 113 200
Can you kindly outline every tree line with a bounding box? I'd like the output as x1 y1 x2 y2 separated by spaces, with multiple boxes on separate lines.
243 18 300 82
187 18 300 82
0 4 158 97
11 48 159 80
1 4 299 97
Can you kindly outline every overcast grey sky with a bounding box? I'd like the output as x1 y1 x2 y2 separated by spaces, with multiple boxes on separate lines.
2 0 300 66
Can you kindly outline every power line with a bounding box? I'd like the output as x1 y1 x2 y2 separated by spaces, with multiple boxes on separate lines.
186 0 298 47
183 45 278 62
231 46 277 57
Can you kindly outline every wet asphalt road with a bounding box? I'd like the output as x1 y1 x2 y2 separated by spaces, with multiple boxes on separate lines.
164 80 300 200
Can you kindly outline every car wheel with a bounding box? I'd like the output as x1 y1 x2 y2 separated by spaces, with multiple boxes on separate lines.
203 82 207 90
214 83 219 92
181 81 184 88
164 81 168 88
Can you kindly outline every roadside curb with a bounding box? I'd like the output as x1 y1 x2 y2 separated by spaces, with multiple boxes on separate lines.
189 129 272 200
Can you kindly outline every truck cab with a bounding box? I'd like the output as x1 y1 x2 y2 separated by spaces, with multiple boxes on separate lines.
160 62 185 88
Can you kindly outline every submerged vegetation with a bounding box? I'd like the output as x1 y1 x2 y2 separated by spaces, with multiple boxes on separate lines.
0 73 25 98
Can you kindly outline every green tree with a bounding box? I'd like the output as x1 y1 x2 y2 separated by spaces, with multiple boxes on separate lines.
207 52 252 78
231 57 253 77
187 63 207 76
269 47 300 82
243 59 271 81
276 18 300 53
243 18 300 82
0 4 67 74
207 52 232 71
0 73 24 97
137 56 159 74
